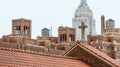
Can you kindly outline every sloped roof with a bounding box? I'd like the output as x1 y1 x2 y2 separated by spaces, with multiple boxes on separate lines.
64 43 120 67
0 47 90 67
84 44 120 66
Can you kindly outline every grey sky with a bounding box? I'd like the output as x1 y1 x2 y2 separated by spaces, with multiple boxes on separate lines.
0 0 120 39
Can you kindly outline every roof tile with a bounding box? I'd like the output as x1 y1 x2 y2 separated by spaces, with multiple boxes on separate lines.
83 44 120 67
0 47 90 67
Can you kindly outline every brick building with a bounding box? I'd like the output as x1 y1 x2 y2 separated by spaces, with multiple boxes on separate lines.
88 15 120 62
0 18 72 55
12 18 32 39
0 17 120 66
1 18 32 49
36 26 76 52
58 26 76 44
0 43 119 67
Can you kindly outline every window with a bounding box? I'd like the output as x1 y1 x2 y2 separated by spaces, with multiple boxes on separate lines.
111 47 114 50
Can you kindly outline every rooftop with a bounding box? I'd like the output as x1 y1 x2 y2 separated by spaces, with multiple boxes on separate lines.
0 47 90 67
64 43 120 67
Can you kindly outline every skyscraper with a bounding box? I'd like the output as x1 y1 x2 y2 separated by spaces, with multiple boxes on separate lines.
72 0 96 40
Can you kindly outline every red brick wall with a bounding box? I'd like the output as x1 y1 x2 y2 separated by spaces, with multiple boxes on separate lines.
0 42 18 49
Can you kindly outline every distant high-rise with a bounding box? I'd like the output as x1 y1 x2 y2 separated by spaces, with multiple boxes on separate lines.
42 28 50 37
72 0 96 40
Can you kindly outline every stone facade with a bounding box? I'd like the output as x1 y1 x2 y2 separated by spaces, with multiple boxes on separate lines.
72 0 96 40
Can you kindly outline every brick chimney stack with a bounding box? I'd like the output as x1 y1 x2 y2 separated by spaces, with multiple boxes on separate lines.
101 15 105 34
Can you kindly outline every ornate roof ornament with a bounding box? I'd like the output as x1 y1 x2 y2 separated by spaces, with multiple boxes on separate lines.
79 0 89 8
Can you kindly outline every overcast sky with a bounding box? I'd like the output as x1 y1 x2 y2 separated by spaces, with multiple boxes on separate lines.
0 0 120 39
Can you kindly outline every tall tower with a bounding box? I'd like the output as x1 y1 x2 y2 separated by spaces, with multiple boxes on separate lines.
72 0 96 40
101 15 105 34
12 18 32 39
